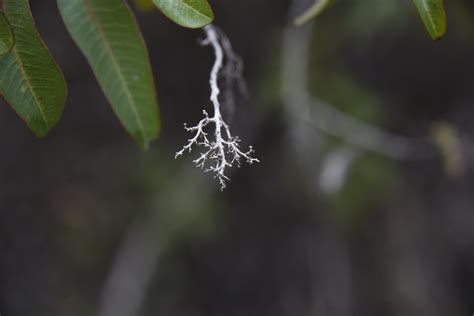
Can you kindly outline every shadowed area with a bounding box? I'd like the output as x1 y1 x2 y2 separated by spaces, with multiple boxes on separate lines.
1 1 474 316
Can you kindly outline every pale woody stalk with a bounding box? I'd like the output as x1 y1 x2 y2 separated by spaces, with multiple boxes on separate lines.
176 24 259 190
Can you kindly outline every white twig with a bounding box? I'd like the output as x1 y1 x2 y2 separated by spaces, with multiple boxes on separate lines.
176 24 259 190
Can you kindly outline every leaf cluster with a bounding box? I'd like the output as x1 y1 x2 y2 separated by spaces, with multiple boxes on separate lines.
0 0 213 148
0 0 447 149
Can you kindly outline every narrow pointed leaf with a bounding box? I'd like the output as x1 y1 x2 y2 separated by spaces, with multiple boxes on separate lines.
412 0 446 40
0 12 14 56
0 0 67 137
294 0 335 26
153 0 214 28
58 0 160 149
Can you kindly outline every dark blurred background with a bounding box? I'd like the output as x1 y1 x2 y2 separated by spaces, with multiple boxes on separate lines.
1 0 474 315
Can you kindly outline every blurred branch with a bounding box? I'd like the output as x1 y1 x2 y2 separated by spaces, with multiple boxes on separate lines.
282 5 354 315
97 222 163 316
281 19 436 161
318 146 360 195
97 165 216 316
215 26 249 124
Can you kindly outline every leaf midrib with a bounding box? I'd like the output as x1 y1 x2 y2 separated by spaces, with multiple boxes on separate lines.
164 0 211 20
83 0 147 141
416 0 443 32
12 47 50 128
180 0 211 20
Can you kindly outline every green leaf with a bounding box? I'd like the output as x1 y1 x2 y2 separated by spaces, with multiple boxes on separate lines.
0 12 14 56
294 0 335 26
153 0 214 28
412 0 446 40
58 0 160 149
0 0 67 137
